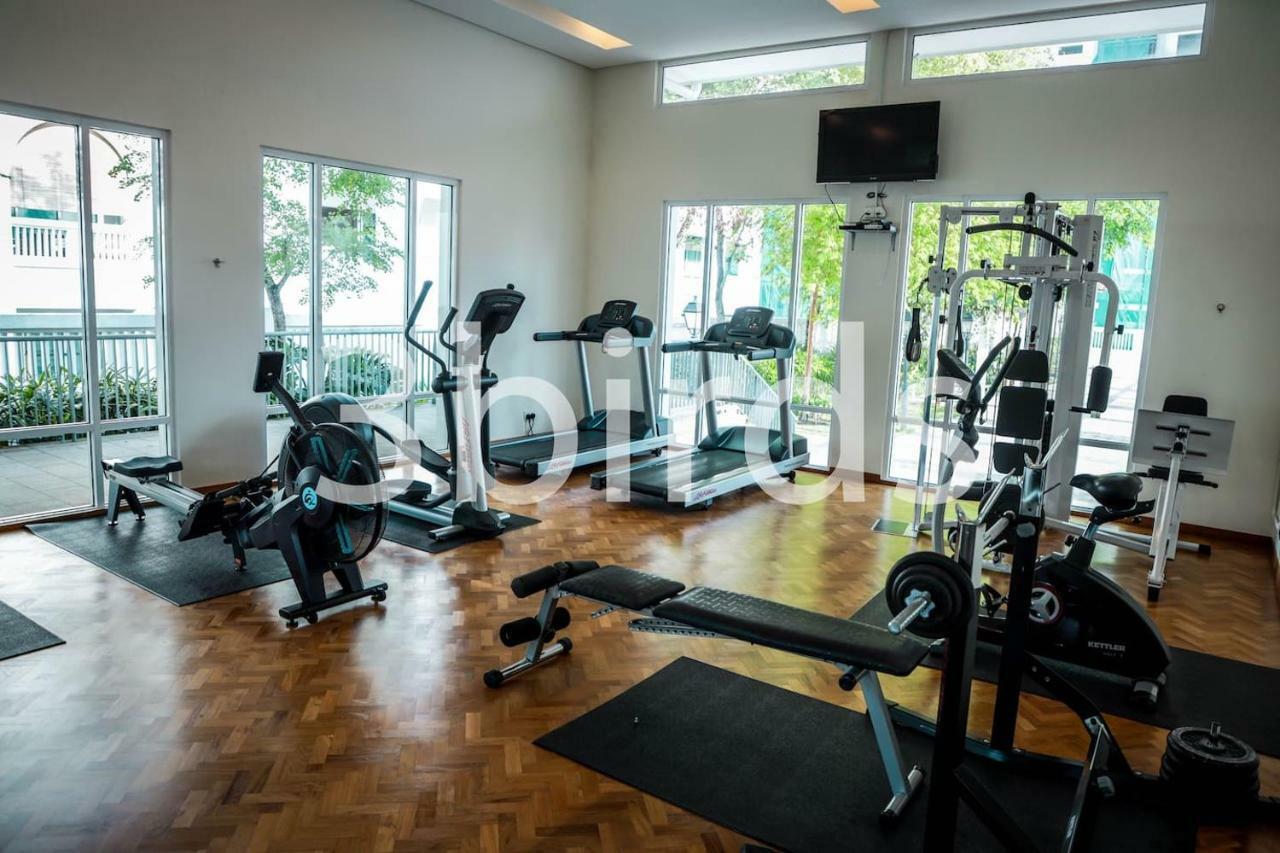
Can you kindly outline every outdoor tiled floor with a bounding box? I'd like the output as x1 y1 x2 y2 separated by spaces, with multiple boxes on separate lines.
0 431 163 520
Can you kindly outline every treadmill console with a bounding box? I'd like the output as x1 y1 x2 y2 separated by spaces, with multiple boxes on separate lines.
597 299 637 329
725 306 774 343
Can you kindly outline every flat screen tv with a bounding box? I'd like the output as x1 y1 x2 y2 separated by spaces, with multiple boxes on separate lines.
817 101 940 183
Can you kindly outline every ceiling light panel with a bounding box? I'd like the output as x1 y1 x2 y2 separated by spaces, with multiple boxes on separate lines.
492 0 630 50
827 0 880 12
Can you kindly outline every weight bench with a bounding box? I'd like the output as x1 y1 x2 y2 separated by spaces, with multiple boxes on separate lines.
487 561 932 819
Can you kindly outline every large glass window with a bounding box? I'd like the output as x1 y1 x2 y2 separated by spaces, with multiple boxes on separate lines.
662 41 867 104
260 152 455 459
911 3 1207 80
658 201 846 467
0 106 169 523
886 196 1163 508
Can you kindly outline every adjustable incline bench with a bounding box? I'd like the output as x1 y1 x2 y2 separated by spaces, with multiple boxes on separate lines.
486 560 933 819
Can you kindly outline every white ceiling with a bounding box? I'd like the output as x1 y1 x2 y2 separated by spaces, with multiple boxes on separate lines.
412 0 1126 68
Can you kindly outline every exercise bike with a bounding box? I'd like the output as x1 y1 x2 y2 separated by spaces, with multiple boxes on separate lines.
929 336 1171 707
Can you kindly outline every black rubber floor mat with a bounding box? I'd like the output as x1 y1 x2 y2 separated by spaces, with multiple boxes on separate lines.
0 601 64 661
536 657 1193 853
28 511 291 606
853 592 1280 759
381 511 539 553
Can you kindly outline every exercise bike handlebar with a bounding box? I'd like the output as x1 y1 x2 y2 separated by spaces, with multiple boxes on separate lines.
964 222 1079 257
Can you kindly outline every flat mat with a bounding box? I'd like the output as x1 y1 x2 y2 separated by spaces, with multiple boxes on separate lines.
0 601 65 661
854 592 1280 759
536 657 1193 853
28 511 291 606
382 511 540 553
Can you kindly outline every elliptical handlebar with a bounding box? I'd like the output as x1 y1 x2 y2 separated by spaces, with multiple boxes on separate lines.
406 281 450 372
438 307 458 353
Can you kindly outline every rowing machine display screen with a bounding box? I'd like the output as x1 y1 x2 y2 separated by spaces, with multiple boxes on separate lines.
253 351 286 394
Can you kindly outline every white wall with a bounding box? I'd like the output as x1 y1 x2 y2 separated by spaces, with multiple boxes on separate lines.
586 2 1280 536
0 0 593 487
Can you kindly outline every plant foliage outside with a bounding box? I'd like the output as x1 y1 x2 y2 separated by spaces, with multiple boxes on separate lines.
0 367 160 434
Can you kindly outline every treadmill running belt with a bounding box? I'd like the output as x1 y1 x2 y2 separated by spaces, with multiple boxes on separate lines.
627 449 747 496
492 430 610 467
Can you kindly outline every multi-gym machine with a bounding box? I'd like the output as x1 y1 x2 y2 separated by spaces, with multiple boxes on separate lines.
874 193 1122 541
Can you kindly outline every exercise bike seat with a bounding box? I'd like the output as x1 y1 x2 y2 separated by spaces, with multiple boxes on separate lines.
1069 472 1142 510
107 455 183 479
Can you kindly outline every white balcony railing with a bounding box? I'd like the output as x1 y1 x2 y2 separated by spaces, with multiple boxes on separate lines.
0 316 439 430
8 218 135 265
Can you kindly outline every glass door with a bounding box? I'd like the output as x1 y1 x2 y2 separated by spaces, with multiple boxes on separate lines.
657 200 846 467
0 104 169 523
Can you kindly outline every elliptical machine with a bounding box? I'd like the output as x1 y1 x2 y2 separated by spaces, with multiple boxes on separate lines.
302 281 525 542
928 336 1171 707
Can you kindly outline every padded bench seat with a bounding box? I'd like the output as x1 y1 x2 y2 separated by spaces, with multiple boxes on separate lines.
106 455 183 479
555 565 929 676
560 565 686 611
654 587 930 676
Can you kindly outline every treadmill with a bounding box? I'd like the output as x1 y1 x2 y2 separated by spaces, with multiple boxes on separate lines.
590 305 809 508
489 300 671 476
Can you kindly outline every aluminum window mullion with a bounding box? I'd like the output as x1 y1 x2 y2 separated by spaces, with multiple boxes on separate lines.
402 179 417 436
77 124 105 507
786 203 802 332
309 162 323 401
695 205 714 439
148 134 173 455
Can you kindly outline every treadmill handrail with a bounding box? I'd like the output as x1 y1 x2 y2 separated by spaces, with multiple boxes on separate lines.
661 339 776 357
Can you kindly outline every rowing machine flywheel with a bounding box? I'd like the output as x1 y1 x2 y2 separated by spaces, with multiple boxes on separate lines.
277 421 387 564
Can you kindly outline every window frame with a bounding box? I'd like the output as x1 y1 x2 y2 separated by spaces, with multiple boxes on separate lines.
656 198 848 468
657 36 873 107
904 0 1214 84
258 147 460 457
0 99 174 523
881 190 1168 505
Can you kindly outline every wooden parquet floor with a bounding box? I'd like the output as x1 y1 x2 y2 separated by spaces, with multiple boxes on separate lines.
0 475 1277 852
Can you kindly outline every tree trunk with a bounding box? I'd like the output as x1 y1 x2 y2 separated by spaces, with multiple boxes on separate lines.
265 276 289 334
802 282 820 405
713 233 728 322
712 220 748 324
